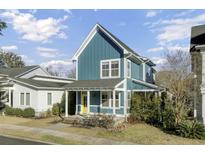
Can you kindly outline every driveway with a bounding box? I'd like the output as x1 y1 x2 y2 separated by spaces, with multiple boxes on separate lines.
0 135 49 145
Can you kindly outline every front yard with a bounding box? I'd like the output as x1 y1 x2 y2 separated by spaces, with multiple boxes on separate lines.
0 115 205 144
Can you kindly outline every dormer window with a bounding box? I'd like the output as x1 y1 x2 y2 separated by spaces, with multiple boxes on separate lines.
101 59 120 78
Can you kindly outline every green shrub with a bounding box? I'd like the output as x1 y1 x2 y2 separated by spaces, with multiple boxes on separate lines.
4 105 14 115
52 103 60 116
13 108 23 117
22 108 35 118
130 93 161 126
176 120 205 139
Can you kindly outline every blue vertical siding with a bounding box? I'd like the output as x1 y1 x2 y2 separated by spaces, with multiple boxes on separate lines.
90 91 100 105
78 30 124 80
131 61 143 80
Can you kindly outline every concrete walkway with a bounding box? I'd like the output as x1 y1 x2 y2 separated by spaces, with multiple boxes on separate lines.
0 124 134 145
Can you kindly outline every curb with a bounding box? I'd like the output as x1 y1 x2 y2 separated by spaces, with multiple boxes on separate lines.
0 133 55 145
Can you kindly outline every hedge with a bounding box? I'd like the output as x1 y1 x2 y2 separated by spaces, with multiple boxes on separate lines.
4 106 35 118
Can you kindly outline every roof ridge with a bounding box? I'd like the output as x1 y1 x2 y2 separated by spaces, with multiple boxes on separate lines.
96 23 140 56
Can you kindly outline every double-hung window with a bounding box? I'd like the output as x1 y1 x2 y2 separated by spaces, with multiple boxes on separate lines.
127 60 131 78
26 93 30 105
20 93 24 105
102 62 109 77
111 61 119 77
47 93 52 105
101 91 120 108
101 59 120 78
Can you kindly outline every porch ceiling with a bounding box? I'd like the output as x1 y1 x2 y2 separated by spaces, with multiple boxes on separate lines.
63 79 123 91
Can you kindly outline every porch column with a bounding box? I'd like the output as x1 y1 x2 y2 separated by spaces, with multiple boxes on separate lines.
65 90 68 117
75 91 78 115
113 90 116 115
87 91 90 113
8 88 11 107
124 90 127 115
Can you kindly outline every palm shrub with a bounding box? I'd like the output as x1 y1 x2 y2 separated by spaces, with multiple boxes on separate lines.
162 102 176 131
176 120 205 139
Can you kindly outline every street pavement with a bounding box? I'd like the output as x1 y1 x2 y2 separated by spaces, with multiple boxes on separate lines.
0 135 49 145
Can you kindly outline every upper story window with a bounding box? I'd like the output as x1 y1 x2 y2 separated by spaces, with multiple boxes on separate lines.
127 60 131 78
102 61 109 77
101 59 120 78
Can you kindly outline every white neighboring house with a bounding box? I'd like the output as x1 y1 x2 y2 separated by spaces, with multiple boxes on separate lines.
0 65 75 116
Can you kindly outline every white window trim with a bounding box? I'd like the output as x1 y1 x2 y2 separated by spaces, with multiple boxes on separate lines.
20 92 24 106
25 93 31 106
127 59 131 78
20 92 31 106
100 91 121 109
100 58 121 79
47 92 52 106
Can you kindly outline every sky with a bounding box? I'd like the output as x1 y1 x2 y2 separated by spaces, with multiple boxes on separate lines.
0 9 205 76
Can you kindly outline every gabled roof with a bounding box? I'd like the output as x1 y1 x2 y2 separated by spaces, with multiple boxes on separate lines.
72 23 155 66
10 77 66 90
72 23 142 61
0 65 40 77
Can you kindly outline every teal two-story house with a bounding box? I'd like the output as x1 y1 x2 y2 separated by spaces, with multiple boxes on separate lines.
64 23 159 117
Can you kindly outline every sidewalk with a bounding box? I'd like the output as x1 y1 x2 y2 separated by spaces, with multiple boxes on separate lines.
0 124 134 145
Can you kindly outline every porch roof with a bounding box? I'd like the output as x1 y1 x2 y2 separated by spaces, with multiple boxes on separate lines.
63 79 123 91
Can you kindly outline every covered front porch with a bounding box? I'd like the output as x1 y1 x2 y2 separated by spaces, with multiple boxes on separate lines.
63 79 127 117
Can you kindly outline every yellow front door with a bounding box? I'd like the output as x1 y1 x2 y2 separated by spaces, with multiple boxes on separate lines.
81 91 87 113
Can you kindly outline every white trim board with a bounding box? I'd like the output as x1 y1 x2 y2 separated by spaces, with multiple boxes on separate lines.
100 58 121 79
131 78 159 89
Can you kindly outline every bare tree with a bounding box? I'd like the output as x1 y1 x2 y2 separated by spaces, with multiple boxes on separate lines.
156 50 193 124
67 67 76 79
45 65 60 76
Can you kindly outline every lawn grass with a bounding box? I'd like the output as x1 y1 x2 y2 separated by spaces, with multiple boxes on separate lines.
58 123 205 144
1 115 205 144
0 115 31 124
0 128 86 145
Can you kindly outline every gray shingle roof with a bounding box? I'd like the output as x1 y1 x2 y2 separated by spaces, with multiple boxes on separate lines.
12 78 66 88
0 65 39 77
64 79 122 89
